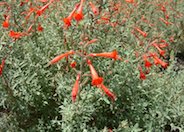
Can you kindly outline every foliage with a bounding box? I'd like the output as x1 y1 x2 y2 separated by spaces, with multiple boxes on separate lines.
0 0 184 131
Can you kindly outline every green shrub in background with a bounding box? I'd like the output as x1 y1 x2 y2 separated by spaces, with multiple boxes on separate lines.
0 0 184 131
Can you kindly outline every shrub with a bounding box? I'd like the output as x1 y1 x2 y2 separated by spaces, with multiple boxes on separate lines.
0 0 184 131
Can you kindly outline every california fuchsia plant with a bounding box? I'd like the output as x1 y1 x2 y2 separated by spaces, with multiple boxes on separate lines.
0 0 184 131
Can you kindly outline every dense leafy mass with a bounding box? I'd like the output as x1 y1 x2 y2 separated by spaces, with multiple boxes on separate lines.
0 0 184 131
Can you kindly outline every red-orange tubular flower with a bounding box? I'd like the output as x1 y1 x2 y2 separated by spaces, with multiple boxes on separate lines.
49 50 75 65
150 53 168 68
37 24 44 32
88 50 122 60
36 0 54 16
25 7 35 21
63 3 79 27
157 43 169 48
152 56 159 65
70 61 77 68
2 20 9 28
134 27 148 38
0 58 5 76
9 30 26 39
98 84 116 101
73 0 85 22
142 54 152 68
38 0 48 3
125 0 134 3
138 66 146 80
87 60 103 86
2 15 10 28
152 43 165 57
85 38 98 47
159 17 172 26
71 74 80 102
89 2 99 16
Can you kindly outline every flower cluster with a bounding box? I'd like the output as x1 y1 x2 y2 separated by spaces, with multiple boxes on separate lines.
138 40 169 80
63 0 99 28
1 0 183 102
1 0 56 41
49 49 121 102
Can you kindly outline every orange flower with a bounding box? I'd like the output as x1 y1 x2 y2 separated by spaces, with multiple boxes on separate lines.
88 50 122 60
73 12 84 22
161 5 166 12
159 17 172 26
125 0 134 3
165 14 169 19
49 50 75 65
63 3 79 27
100 16 110 22
2 21 9 28
138 66 146 80
157 43 169 48
134 27 148 37
36 0 54 16
38 0 48 3
144 60 152 68
142 54 152 68
71 74 80 102
152 43 165 57
9 30 26 39
85 38 98 47
150 53 168 68
152 57 159 65
0 58 5 76
2 15 10 28
63 18 71 27
37 24 44 32
25 7 35 21
87 60 103 86
89 2 99 16
73 0 85 22
70 61 77 68
98 84 116 101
